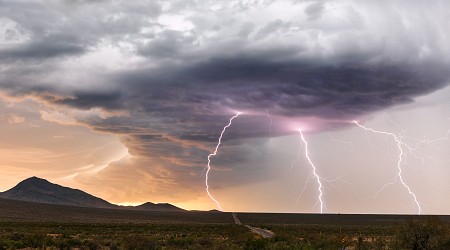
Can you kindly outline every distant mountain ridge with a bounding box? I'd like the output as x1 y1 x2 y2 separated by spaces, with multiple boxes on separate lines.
134 202 183 212
0 177 184 212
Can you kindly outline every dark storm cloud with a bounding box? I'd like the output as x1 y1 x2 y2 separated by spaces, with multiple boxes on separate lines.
0 35 85 61
109 55 449 130
55 91 124 110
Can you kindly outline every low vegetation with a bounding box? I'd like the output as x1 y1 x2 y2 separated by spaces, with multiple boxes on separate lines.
0 222 251 250
1 218 449 249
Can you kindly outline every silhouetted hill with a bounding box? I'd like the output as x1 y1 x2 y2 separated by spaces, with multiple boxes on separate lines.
134 202 184 212
0 177 115 209
0 177 185 212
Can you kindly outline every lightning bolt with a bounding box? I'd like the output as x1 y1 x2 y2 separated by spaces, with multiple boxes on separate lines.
287 138 302 173
206 113 241 211
327 132 355 152
353 121 422 214
282 132 303 174
266 110 273 138
298 129 325 214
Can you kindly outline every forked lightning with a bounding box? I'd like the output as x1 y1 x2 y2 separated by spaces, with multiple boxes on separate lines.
353 121 422 214
205 113 241 211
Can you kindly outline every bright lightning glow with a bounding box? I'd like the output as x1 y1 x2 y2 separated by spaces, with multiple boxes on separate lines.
206 113 241 211
298 129 325 214
353 121 422 214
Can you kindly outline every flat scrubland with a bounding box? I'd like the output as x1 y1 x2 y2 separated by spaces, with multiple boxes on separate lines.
1 198 450 249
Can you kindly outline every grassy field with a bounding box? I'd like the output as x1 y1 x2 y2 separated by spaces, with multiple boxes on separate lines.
1 198 450 249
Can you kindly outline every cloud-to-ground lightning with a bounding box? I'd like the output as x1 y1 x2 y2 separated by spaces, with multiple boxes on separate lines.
295 131 352 211
298 129 325 214
205 113 241 211
353 121 422 214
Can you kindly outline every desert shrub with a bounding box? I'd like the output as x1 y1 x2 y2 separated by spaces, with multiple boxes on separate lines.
53 238 71 249
64 237 82 247
121 234 160 250
394 218 449 250
103 238 120 250
197 237 213 247
83 239 101 249
306 233 342 250
22 233 45 248
244 238 271 250
1 239 17 250
372 236 388 250
9 233 23 242
166 235 194 248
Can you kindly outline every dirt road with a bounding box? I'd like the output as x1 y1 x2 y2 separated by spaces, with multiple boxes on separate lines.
232 213 274 238
232 212 241 225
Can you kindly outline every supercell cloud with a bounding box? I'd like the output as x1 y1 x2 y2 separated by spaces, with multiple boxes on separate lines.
0 0 449 210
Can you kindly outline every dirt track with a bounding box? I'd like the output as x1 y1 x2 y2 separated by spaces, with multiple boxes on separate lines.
233 213 274 238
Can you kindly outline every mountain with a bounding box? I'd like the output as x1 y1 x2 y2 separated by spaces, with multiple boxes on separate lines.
0 176 116 209
0 177 185 211
133 202 184 212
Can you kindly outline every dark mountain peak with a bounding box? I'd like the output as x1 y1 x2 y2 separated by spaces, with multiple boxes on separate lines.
27 176 42 180
0 177 186 212
20 176 48 184
135 201 185 212
16 176 52 188
0 177 115 209
140 202 156 206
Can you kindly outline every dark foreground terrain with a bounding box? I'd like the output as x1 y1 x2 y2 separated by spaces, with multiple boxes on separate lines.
1 198 450 249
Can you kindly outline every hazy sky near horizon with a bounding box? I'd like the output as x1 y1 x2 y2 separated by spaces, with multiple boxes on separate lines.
0 0 449 214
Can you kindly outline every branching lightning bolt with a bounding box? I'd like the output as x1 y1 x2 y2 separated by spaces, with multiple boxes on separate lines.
353 121 422 214
283 135 303 174
298 129 325 214
327 132 355 152
206 113 241 211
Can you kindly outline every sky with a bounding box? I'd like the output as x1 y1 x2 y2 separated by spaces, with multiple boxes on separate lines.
0 0 449 214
